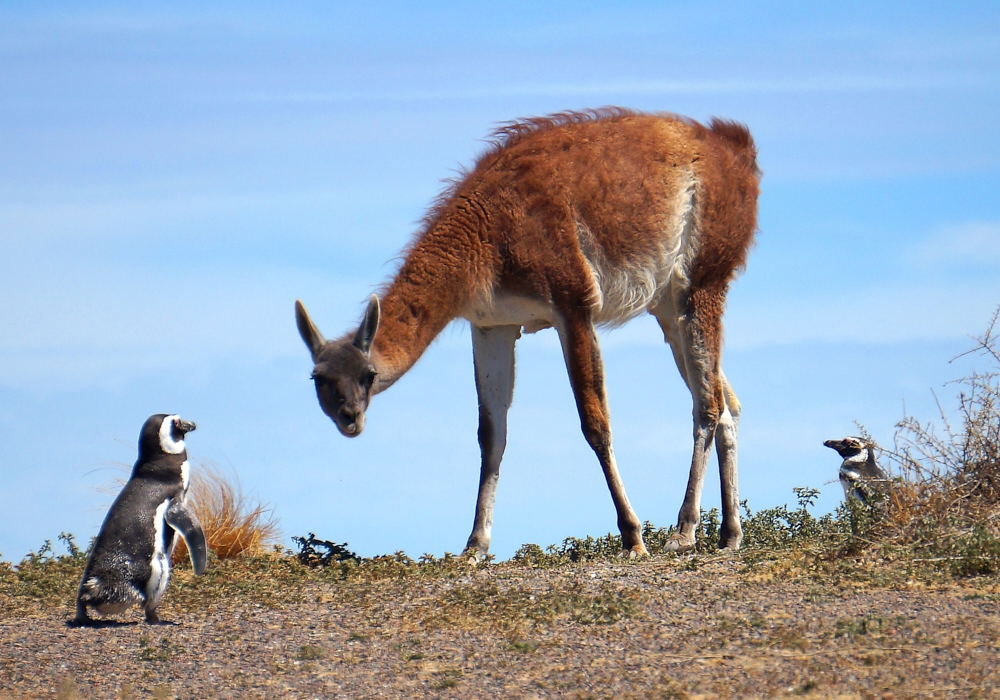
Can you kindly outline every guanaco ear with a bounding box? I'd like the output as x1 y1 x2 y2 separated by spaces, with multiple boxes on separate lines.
352 295 380 357
295 299 326 362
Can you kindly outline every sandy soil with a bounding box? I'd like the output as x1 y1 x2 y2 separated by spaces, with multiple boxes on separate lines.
2 557 999 699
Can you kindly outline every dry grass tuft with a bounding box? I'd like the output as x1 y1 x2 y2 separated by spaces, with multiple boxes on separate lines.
173 462 280 563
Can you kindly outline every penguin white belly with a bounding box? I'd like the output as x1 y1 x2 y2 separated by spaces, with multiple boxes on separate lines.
145 499 172 608
97 601 134 616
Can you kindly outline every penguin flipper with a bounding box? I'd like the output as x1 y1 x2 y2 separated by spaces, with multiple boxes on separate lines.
165 501 208 575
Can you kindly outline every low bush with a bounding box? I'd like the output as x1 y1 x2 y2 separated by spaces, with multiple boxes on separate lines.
291 533 359 567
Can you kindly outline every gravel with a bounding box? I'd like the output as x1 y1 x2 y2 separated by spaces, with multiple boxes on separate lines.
2 557 999 699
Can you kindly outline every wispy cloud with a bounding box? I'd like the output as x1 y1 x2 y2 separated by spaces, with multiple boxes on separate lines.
231 73 995 106
16 75 977 111
910 221 1000 267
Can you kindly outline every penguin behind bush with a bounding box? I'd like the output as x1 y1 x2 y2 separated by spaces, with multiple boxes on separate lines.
73 414 207 626
824 436 889 506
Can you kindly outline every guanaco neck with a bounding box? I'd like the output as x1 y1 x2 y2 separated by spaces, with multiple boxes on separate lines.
369 202 491 393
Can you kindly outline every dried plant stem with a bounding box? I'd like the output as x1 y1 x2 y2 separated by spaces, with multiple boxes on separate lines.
173 462 280 563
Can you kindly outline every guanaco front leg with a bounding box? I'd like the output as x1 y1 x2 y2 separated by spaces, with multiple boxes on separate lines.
464 324 520 557
557 313 647 557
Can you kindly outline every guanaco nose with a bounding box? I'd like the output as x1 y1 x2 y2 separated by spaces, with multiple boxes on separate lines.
339 406 359 424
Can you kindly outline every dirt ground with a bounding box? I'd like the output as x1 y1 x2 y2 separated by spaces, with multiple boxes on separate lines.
2 556 999 699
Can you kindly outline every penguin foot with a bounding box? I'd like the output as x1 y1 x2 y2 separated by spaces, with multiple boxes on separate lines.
144 610 177 625
68 614 94 628
68 614 134 628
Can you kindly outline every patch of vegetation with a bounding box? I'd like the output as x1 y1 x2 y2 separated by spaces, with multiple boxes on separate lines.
173 462 280 564
511 491 838 569
873 310 1000 576
431 668 463 689
138 636 185 663
294 644 324 661
792 679 819 695
0 539 496 620
511 512 725 564
741 488 827 549
417 578 643 634
291 533 360 567
166 551 317 611
834 613 884 639
0 533 88 615
151 685 175 700
333 550 497 584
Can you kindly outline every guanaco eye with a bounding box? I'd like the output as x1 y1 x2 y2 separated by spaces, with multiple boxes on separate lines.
312 375 327 387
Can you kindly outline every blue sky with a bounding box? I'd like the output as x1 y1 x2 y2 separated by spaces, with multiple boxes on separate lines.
2 2 999 561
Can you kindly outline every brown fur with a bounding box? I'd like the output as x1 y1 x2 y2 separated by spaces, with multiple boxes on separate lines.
372 110 757 374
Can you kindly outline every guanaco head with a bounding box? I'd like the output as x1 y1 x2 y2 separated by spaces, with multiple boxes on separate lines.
295 296 380 438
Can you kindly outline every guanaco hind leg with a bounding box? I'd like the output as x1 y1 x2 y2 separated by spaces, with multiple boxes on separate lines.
464 324 520 557
652 304 742 552
715 372 742 549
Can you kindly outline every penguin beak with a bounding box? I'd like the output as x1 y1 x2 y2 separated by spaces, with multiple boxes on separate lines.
823 439 843 451
174 419 197 435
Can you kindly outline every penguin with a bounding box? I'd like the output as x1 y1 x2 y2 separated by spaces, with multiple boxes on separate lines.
823 436 889 506
73 414 207 626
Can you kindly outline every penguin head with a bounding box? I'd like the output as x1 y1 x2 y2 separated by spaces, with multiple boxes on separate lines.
823 436 870 461
138 414 197 464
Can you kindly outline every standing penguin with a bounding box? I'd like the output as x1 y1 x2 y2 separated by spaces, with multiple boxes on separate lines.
73 414 207 626
824 436 889 506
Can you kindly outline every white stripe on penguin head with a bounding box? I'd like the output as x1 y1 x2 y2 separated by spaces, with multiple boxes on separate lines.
159 415 185 455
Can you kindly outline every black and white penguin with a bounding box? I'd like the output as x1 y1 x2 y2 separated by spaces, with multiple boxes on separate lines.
823 436 889 506
73 414 207 626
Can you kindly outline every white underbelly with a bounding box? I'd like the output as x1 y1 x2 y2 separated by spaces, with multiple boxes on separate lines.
96 601 134 616
577 170 697 327
462 294 557 333
585 256 681 327
146 499 172 607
